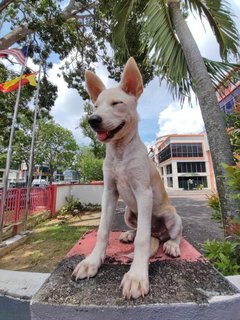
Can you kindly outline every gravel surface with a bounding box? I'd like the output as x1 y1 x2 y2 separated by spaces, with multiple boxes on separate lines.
33 255 238 307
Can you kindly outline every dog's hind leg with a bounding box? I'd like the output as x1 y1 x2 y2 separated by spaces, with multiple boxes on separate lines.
120 207 159 258
159 205 182 257
119 207 137 243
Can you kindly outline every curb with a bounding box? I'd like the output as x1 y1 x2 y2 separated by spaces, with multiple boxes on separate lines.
0 269 50 299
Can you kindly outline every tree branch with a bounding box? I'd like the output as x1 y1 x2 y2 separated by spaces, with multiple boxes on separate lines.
0 25 32 49
0 0 15 13
0 0 98 49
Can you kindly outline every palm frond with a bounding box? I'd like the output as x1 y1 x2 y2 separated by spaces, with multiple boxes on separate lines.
185 0 240 60
111 0 137 60
203 59 240 91
143 0 192 102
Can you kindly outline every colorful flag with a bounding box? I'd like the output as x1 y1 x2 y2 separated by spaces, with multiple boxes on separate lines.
0 46 28 65
0 73 37 93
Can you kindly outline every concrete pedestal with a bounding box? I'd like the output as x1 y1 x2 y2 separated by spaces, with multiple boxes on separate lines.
31 231 240 320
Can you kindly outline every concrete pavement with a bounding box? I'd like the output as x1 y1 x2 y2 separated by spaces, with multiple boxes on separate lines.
0 271 49 320
0 270 50 299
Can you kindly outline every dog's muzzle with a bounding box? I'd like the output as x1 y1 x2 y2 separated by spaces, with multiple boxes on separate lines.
88 115 125 142
88 115 102 129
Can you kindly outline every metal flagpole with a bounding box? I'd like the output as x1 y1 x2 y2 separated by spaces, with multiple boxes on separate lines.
0 58 28 244
22 62 42 232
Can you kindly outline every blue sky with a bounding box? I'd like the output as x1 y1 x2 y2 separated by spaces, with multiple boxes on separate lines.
2 1 240 147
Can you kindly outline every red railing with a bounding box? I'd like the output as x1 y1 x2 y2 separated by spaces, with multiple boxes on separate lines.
0 187 52 226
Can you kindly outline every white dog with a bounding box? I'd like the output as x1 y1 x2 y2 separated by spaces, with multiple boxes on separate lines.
73 57 183 299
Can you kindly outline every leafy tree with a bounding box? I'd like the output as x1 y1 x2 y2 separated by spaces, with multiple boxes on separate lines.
10 112 33 170
34 120 78 182
79 102 105 158
111 0 240 228
0 0 155 97
0 63 58 168
75 147 103 182
226 114 240 162
0 63 35 149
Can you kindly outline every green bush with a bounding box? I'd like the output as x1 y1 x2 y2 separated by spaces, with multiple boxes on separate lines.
206 193 222 222
223 163 240 201
59 196 84 216
226 114 240 160
79 152 103 182
203 239 240 276
59 197 101 216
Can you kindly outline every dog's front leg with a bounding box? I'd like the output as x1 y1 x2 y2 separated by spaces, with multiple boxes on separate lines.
73 187 118 280
121 187 152 299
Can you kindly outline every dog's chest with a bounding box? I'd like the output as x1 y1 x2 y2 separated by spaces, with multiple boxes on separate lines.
113 163 136 208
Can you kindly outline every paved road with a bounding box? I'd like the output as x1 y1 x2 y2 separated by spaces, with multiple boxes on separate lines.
171 194 224 252
112 192 224 253
0 296 30 320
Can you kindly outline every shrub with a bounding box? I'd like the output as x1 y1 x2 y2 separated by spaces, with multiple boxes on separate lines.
59 196 84 216
223 163 240 201
203 239 240 276
206 193 221 222
59 197 101 216
79 154 103 182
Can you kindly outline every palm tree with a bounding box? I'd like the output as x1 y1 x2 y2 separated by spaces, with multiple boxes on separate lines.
112 0 240 230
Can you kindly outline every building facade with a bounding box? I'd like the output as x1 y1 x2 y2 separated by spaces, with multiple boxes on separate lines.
216 76 240 114
155 134 216 191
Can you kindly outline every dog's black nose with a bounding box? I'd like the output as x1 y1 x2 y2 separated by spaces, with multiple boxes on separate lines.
88 115 102 128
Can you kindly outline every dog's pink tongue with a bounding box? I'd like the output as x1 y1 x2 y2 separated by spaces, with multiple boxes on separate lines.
96 131 108 141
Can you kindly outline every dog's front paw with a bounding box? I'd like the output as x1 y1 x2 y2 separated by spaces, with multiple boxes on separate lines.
120 271 149 299
72 257 100 280
119 230 136 243
163 239 181 257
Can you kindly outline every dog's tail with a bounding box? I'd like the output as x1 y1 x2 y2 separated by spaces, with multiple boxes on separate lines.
150 236 160 257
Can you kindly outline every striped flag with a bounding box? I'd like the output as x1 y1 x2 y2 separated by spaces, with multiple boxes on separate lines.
0 73 37 93
0 46 28 65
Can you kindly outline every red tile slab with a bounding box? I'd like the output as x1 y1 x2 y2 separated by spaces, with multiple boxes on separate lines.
67 230 203 263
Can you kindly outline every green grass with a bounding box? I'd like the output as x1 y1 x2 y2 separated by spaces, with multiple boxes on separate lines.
0 219 92 272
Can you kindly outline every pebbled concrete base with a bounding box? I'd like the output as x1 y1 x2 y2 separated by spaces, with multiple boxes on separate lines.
31 231 240 320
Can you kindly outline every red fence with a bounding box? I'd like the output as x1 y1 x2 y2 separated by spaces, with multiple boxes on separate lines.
0 187 53 226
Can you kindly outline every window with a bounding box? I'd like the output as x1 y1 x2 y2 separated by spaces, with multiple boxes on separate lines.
178 176 208 189
161 167 164 175
159 145 171 163
167 177 173 188
166 164 172 174
177 162 206 173
171 143 203 158
159 143 203 163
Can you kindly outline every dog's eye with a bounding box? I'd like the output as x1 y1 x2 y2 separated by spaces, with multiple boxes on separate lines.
111 101 123 106
94 105 98 109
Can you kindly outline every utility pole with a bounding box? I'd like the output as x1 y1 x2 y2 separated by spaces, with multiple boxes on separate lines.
22 63 42 231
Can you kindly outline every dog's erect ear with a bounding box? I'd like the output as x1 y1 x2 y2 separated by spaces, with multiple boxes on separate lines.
120 57 143 99
85 70 106 103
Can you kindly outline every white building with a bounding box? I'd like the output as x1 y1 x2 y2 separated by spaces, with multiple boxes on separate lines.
155 134 216 191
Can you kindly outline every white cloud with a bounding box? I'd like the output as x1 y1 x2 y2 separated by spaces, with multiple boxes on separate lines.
46 57 116 145
157 102 204 138
45 61 88 144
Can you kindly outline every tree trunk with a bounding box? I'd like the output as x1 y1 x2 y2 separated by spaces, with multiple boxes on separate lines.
168 0 239 230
